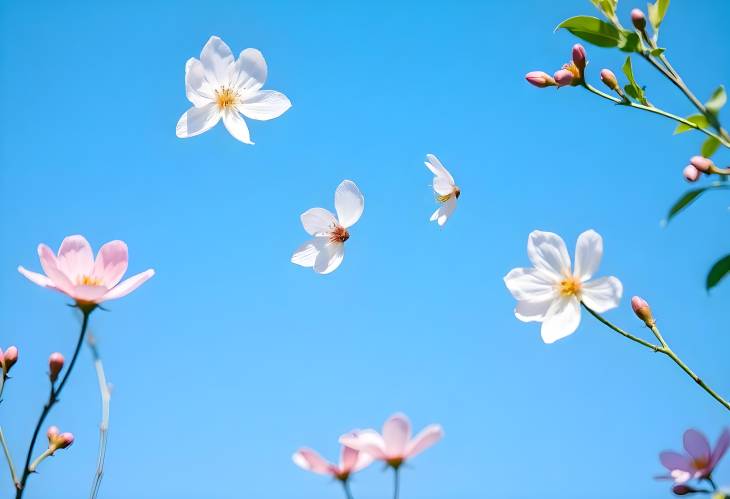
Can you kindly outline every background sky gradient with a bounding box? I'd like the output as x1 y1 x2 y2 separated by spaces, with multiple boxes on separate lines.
1 1 729 498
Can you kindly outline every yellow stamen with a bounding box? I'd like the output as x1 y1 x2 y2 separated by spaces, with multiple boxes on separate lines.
436 186 460 203
329 225 349 243
78 275 103 286
215 87 237 110
559 276 582 297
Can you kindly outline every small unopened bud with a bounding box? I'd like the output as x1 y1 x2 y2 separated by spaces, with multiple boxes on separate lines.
631 296 655 327
683 165 701 182
2 346 18 375
631 9 647 30
600 69 619 92
525 71 556 88
553 69 574 88
572 44 587 74
672 484 698 496
47 426 74 452
48 353 64 383
690 155 713 173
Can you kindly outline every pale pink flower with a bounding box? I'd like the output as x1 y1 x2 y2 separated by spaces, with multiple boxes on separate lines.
525 71 556 88
293 445 373 481
683 165 701 182
339 413 443 468
554 69 574 87
658 428 730 483
18 235 154 307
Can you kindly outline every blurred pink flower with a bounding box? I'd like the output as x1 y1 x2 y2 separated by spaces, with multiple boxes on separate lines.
293 445 373 481
18 235 154 307
339 413 443 468
658 428 730 483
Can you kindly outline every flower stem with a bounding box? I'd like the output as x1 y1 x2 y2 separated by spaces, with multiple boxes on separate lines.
392 467 400 499
0 427 20 489
27 449 52 474
582 303 730 411
341 479 354 499
15 306 94 499
87 332 111 499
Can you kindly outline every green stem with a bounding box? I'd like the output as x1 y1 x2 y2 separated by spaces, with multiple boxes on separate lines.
27 449 52 473
16 307 94 499
582 303 730 412
0 427 20 489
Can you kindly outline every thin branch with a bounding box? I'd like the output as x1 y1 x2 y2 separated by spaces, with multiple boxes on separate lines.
87 332 111 499
0 427 20 489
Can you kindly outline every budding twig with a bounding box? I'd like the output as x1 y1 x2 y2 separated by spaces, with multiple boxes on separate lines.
87 331 111 499
0 427 20 489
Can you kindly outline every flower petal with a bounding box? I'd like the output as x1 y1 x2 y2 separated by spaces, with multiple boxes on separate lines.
176 103 221 138
17 266 56 289
238 90 291 121
292 448 333 475
38 244 74 292
660 451 693 473
200 36 234 87
527 230 571 278
300 208 337 236
574 229 603 281
57 235 94 281
185 58 214 107
70 285 110 303
580 276 622 313
313 242 344 274
230 48 267 93
540 296 581 343
430 197 457 227
291 237 327 268
424 154 454 185
432 176 453 196
514 297 555 323
339 430 387 460
102 269 154 301
383 413 411 457
405 424 443 460
334 180 364 228
684 429 711 463
93 240 128 288
339 446 361 473
222 110 253 144
503 267 556 302
352 449 374 472
711 429 730 468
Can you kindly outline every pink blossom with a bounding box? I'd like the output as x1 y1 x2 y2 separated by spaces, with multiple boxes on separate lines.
683 165 701 182
525 71 556 88
690 156 713 173
1 346 18 375
18 235 154 307
658 428 730 483
339 413 443 468
293 445 373 481
553 69 574 88
48 353 65 382
47 426 74 451
572 44 587 73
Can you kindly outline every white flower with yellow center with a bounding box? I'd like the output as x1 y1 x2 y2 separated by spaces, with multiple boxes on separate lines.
176 36 291 144
425 154 460 226
503 229 623 343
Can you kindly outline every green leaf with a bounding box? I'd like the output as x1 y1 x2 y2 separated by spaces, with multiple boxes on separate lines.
647 0 670 31
590 0 617 18
705 85 727 115
673 114 708 134
665 182 728 223
706 254 730 291
650 47 666 56
701 137 721 158
621 56 648 105
556 16 640 52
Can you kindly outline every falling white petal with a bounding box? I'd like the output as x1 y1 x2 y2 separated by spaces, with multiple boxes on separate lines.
430 196 457 226
433 176 453 196
334 180 364 228
425 154 455 185
176 103 221 138
313 242 345 274
291 237 327 268
300 208 337 236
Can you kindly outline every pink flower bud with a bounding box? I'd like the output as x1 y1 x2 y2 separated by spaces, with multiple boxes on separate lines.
600 69 619 91
631 9 647 30
690 155 713 172
48 353 64 383
683 165 701 182
572 44 587 73
47 426 60 440
672 484 697 496
631 296 655 327
2 346 18 374
47 426 74 451
525 71 556 88
553 69 574 87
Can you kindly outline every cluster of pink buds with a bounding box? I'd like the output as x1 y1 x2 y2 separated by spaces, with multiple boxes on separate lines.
525 44 586 88
46 426 74 453
683 156 714 182
1 346 19 377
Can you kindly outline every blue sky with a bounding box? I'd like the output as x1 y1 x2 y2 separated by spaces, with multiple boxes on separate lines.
1 1 729 498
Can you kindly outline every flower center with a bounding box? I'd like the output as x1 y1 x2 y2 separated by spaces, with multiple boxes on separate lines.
558 275 582 297
691 457 710 470
436 186 460 203
215 87 237 110
77 275 103 287
329 225 349 243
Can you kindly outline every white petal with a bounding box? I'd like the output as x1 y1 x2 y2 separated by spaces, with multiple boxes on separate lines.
514 297 555 323
300 208 337 236
527 230 571 279
238 90 292 121
230 48 267 93
334 180 364 228
581 276 623 312
185 58 214 107
18 266 56 289
424 154 455 185
433 176 453 196
176 103 220 138
200 36 234 87
313 242 344 274
291 237 328 268
429 196 457 226
574 229 603 281
540 296 581 343
503 267 556 301
222 110 253 144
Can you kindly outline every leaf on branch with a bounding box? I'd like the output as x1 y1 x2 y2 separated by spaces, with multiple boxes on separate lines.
673 114 708 134
664 182 728 223
647 0 670 31
590 0 617 18
556 16 640 52
650 47 666 56
706 254 730 291
701 137 721 158
622 57 648 105
705 85 727 115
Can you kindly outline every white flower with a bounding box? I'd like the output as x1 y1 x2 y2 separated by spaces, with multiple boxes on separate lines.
425 154 460 226
503 229 623 344
291 180 364 274
176 36 291 144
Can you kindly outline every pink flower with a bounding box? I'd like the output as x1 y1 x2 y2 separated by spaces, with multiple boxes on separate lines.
683 165 701 182
690 156 713 173
293 445 373 481
658 428 730 483
553 69 574 88
339 413 443 468
18 235 154 307
572 44 587 74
